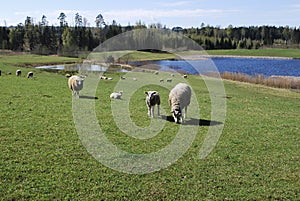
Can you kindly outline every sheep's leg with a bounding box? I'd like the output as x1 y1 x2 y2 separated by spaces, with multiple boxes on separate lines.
150 106 154 118
184 107 187 120
157 105 160 116
147 106 151 117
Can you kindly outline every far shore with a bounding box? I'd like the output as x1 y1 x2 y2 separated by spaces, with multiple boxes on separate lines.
205 54 294 60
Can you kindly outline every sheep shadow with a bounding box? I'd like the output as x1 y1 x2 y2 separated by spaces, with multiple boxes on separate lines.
79 95 99 100
161 115 223 126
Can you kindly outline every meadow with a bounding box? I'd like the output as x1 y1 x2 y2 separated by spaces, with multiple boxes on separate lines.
0 54 299 200
206 48 300 59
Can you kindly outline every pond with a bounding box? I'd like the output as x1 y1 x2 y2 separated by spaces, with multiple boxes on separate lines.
36 63 129 72
151 57 300 77
36 57 300 77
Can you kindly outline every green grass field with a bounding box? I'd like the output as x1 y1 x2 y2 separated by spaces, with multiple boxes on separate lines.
206 48 300 59
0 54 299 200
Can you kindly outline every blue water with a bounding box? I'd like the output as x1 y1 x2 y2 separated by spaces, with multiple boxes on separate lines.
151 57 300 77
37 57 300 77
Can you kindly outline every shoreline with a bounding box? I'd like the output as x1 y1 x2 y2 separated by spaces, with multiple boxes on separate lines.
183 54 294 60
206 54 294 60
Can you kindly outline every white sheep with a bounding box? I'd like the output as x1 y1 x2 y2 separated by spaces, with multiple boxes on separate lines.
16 69 21 76
68 75 84 97
145 91 160 118
168 83 191 123
110 91 123 99
166 78 172 82
27 71 33 78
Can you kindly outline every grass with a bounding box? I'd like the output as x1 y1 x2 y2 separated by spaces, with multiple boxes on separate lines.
0 53 81 68
87 49 300 63
206 48 300 59
0 54 299 200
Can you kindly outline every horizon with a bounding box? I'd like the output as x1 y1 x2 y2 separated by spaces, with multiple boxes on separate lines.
0 0 300 28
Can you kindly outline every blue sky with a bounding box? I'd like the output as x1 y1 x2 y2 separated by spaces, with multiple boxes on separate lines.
0 0 300 28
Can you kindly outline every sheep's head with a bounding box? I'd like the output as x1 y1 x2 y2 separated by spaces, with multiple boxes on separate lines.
75 78 84 90
171 107 182 123
145 91 160 106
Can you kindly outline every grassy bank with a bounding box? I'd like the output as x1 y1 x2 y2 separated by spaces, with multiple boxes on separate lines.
0 54 299 200
206 48 300 59
0 53 81 68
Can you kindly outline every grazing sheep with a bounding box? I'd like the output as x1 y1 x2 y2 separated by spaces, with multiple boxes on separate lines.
107 77 113 80
182 74 188 79
133 77 137 81
160 79 164 83
110 91 123 99
166 78 172 82
154 71 159 75
145 91 161 118
171 74 175 77
168 83 191 123
120 76 126 80
68 75 84 97
16 69 21 76
27 72 33 78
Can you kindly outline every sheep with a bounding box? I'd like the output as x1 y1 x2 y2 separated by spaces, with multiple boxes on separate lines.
27 71 33 78
133 77 137 81
160 79 164 83
65 73 72 78
120 76 126 80
182 74 188 79
166 78 172 82
16 69 21 76
145 91 160 118
168 83 191 123
107 77 113 80
99 75 107 80
68 75 84 97
110 91 123 99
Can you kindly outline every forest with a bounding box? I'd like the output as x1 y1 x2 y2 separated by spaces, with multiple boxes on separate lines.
0 13 300 57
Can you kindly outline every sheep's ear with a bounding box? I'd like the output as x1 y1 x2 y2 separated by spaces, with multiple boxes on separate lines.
144 91 148 95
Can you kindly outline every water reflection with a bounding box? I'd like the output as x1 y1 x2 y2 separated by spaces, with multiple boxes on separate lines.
36 63 129 72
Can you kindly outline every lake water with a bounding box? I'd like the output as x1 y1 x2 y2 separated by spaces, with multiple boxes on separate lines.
37 57 300 77
151 57 300 77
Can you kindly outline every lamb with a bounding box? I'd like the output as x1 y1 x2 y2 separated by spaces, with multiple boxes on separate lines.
16 69 21 76
110 91 123 99
145 91 160 118
168 83 191 123
68 75 84 97
27 71 33 78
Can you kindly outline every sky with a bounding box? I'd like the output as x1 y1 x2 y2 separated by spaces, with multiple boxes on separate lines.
0 0 300 28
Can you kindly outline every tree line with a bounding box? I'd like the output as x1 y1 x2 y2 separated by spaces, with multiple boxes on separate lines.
0 13 300 57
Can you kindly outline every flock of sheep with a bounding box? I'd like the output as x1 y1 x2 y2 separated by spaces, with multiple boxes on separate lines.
0 69 34 78
68 74 191 124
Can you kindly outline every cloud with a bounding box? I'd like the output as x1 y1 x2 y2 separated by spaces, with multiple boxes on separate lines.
7 8 238 27
156 1 192 7
103 8 234 20
291 4 300 8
